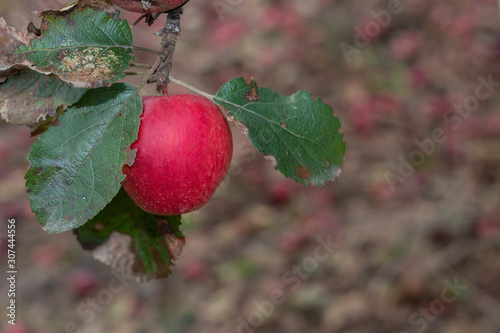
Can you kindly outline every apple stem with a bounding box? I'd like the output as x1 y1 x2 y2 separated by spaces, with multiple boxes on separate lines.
147 8 183 89
169 76 216 100
168 76 232 117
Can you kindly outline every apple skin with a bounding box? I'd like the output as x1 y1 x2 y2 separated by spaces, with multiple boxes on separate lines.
111 0 189 13
121 94 233 215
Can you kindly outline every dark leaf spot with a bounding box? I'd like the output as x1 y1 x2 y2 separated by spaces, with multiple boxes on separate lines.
296 165 312 180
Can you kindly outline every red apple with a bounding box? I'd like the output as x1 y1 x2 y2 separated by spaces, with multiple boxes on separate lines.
121 94 233 215
111 0 189 13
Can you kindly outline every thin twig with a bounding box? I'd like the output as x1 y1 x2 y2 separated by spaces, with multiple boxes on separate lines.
132 46 161 55
130 63 153 69
136 58 162 93
132 13 161 26
124 72 150 75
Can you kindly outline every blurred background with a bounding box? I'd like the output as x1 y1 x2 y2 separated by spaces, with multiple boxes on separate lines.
1 0 500 332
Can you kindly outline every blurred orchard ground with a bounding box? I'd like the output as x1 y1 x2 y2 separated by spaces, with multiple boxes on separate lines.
1 0 500 332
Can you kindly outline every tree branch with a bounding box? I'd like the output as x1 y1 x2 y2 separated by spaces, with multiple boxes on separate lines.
147 8 182 94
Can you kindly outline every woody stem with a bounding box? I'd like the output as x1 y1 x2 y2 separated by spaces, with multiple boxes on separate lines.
147 8 183 93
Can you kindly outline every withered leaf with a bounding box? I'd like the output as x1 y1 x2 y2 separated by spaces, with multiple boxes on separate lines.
75 188 185 282
0 70 86 126
0 5 133 89
29 106 64 137
0 18 36 78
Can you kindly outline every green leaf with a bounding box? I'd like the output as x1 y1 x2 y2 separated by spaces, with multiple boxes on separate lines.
0 70 87 126
215 77 345 186
25 83 142 233
75 188 185 281
14 7 134 88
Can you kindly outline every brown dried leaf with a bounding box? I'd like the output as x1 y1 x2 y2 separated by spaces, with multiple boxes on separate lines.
157 217 186 261
0 2 131 89
0 18 36 79
91 231 137 279
0 71 86 126
29 106 64 137
78 216 185 282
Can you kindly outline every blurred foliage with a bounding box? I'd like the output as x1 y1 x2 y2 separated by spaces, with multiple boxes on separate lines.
1 0 500 333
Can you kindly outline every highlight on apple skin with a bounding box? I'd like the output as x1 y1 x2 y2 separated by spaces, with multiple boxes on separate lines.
111 0 189 13
121 94 233 216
